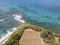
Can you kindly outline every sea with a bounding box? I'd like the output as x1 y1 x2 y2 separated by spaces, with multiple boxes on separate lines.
0 0 60 43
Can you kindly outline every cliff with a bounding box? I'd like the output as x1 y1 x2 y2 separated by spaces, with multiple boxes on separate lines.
4 23 60 45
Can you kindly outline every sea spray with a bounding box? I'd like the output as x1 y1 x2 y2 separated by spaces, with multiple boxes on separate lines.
13 14 26 23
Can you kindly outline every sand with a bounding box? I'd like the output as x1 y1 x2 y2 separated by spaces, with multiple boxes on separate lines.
19 29 46 45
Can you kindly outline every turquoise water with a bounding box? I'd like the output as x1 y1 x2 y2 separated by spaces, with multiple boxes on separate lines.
18 5 60 33
0 2 60 39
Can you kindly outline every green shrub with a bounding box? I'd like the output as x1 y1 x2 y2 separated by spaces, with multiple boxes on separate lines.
40 30 57 45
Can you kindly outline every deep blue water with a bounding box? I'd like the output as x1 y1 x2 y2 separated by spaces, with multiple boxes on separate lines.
0 0 60 38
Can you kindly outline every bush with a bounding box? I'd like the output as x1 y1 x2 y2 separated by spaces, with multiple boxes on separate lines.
40 30 57 45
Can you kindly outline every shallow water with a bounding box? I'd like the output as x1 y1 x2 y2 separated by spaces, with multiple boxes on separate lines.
0 0 60 40
23 6 60 33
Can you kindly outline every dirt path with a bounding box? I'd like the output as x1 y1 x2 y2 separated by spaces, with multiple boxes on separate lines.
19 29 46 45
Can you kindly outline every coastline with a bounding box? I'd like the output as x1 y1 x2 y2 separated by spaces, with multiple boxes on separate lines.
0 14 26 45
4 23 60 45
0 27 17 44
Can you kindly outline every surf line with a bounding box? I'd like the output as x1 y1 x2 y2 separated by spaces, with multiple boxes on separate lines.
0 27 17 44
13 14 26 23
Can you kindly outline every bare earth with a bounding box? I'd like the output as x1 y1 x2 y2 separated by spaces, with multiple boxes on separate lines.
19 29 46 45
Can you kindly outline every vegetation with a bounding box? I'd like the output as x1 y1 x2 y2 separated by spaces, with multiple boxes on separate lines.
40 29 60 45
4 25 24 45
4 23 42 45
4 23 60 45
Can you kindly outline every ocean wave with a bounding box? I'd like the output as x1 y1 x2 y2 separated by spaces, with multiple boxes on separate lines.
0 14 25 44
0 19 4 22
13 14 26 23
0 27 17 44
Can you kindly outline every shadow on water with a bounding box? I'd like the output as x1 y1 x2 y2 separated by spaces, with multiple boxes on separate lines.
24 15 60 34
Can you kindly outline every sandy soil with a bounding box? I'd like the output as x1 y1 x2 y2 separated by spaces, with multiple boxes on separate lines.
19 29 46 45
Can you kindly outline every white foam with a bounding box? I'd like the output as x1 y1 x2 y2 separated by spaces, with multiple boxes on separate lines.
13 14 26 23
0 14 25 44
13 14 22 19
0 27 17 44
19 19 25 23
0 19 4 22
